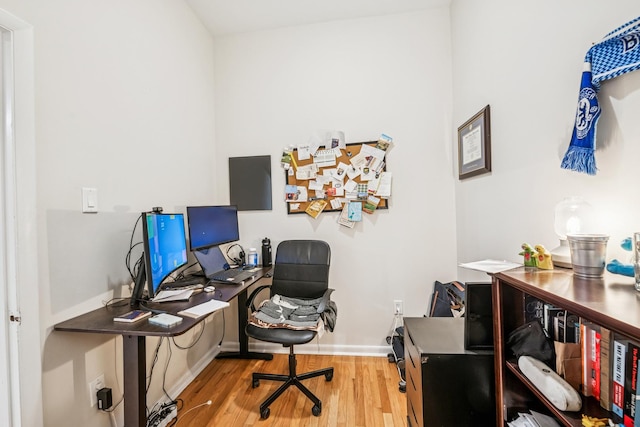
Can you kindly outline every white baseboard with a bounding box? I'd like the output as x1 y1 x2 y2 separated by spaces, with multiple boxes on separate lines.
219 341 392 357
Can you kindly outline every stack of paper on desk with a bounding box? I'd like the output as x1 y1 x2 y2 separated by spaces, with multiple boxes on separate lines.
178 299 230 319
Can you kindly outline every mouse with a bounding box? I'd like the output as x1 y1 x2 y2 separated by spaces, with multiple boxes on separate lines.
204 286 215 293
265 272 272 278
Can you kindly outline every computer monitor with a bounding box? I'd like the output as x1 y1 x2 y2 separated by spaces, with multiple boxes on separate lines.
186 205 240 252
130 212 188 306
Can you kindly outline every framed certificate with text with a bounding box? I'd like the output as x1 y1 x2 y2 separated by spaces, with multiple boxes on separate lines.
458 105 491 180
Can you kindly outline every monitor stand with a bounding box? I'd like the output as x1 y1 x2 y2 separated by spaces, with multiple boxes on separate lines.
130 263 147 308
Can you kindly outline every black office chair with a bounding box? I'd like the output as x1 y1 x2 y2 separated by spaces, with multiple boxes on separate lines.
245 240 334 420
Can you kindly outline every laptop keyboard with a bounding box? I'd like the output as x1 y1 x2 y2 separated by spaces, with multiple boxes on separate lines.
211 268 256 283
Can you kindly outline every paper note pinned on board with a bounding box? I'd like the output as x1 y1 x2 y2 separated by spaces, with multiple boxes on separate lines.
375 172 392 197
347 202 362 222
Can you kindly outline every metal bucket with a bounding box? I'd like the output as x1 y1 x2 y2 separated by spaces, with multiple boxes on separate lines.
567 234 609 278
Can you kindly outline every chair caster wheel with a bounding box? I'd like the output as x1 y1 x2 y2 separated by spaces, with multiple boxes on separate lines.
399 380 406 393
312 404 321 416
325 371 333 381
387 353 395 363
260 407 270 419
252 378 259 388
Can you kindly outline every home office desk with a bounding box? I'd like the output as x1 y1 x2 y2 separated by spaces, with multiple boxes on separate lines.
54 268 273 427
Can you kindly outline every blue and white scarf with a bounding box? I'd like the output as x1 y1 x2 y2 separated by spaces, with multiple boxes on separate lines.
561 17 640 175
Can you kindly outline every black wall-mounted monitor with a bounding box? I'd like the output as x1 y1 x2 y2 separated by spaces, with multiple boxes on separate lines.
130 212 188 306
186 205 240 252
229 155 272 211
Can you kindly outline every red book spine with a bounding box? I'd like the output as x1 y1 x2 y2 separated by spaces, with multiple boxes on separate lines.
624 342 640 427
591 328 601 400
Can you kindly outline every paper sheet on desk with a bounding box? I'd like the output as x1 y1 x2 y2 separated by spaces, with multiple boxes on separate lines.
178 299 230 319
152 289 194 302
458 259 522 274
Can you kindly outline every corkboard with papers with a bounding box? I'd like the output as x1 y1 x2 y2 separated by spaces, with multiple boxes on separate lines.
284 141 391 217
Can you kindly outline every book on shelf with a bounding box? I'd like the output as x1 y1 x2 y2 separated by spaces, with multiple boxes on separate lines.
543 304 563 341
580 320 594 397
113 309 151 323
613 338 629 418
624 341 640 426
634 365 640 427
600 326 614 411
566 314 580 343
553 312 564 343
591 325 601 401
553 311 579 344
524 294 544 324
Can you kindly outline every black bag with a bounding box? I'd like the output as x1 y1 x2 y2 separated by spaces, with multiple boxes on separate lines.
506 320 556 369
429 281 465 317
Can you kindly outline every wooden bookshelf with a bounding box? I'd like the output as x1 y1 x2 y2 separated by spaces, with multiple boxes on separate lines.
492 267 638 426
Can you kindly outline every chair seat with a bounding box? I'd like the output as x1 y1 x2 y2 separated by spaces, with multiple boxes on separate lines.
246 324 317 346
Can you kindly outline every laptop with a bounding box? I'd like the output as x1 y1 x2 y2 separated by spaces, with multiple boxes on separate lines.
193 246 257 284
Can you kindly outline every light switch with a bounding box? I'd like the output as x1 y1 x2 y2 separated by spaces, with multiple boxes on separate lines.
82 187 98 213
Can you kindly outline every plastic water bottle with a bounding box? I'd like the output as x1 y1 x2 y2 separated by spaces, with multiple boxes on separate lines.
247 248 258 267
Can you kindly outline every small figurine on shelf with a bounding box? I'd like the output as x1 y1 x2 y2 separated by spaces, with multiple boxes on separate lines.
519 243 538 267
534 244 554 270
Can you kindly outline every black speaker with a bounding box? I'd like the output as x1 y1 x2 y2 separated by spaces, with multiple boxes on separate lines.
464 282 494 350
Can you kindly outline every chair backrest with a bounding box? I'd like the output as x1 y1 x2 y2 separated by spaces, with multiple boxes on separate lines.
270 240 330 300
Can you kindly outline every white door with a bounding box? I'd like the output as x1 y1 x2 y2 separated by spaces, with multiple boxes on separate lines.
0 23 22 427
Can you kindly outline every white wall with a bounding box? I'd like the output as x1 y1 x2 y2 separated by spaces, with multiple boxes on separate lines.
451 0 640 282
0 1 220 426
213 8 458 352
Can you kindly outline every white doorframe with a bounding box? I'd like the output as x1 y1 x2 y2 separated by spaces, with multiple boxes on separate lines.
0 8 42 427
0 23 20 427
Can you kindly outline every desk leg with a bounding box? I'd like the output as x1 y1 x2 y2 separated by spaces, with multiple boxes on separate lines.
123 335 146 427
216 288 273 361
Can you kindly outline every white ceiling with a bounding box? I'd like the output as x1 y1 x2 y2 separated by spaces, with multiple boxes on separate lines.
186 0 449 36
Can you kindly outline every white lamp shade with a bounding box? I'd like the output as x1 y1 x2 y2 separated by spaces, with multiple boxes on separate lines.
554 197 594 239
552 197 594 268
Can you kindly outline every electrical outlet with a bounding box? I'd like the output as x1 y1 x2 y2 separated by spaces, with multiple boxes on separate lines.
88 374 105 407
394 300 403 315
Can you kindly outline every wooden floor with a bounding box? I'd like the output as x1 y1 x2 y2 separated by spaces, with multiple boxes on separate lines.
174 354 407 426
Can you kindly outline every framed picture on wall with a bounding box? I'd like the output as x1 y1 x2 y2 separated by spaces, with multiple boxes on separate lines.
458 105 491 180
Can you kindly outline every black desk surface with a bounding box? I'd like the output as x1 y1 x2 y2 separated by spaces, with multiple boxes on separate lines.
54 267 271 337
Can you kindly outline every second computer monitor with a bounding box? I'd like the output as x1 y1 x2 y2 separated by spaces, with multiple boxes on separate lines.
186 205 240 252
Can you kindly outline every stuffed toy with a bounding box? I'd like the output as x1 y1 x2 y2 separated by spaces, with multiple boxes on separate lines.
519 243 538 267
534 244 554 270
